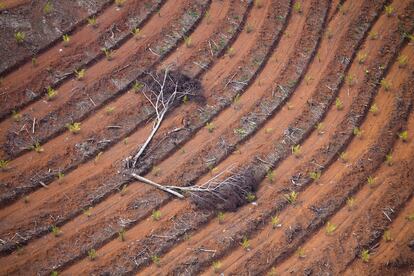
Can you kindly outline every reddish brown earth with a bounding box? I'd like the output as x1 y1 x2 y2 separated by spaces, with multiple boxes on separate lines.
0 0 413 275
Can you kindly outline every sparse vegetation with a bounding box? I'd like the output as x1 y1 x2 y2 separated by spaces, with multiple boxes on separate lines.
31 142 44 153
384 5 394 17
102 48 113 60
254 0 263 9
57 172 65 181
353 127 363 139
24 196 30 204
397 55 408 68
315 122 324 135
0 159 9 170
385 153 393 166
285 191 298 204
309 171 321 182
368 31 378 40
383 230 392 242
266 169 275 182
106 106 115 114
12 110 22 122
406 213 414 221
62 34 70 46
271 215 281 229
66 122 81 134
346 74 356 86
380 79 391 91
367 176 375 186
47 86 58 100
88 16 98 28
293 2 302 13
296 247 306 258
246 192 256 203
51 225 62 237
32 57 38 67
369 103 379 115
335 98 343 110
398 130 408 142
212 261 222 273
360 249 370 262
291 144 301 158
118 228 126 241
50 271 58 276
241 236 250 250
339 151 348 163
74 69 86 80
115 0 126 7
83 207 92 217
88 249 97 260
184 36 192 48
325 221 337 235
151 255 161 267
15 32 25 44
217 211 225 224
227 47 235 57
152 210 162 221
246 24 254 33
357 52 367 64
131 27 141 39
132 81 144 92
346 197 355 209
43 1 53 14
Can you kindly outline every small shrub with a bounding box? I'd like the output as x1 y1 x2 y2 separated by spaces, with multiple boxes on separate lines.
285 191 298 204
353 127 363 139
266 170 275 183
212 261 222 273
246 192 256 202
0 159 9 170
205 122 215 133
152 210 162 221
118 228 126 241
31 142 44 153
296 247 306 258
151 255 161 267
88 16 98 28
293 2 302 13
12 110 22 122
88 249 97 260
335 98 343 110
291 144 301 158
369 103 379 115
309 171 321 182
271 215 281 229
384 5 394 17
132 81 144 92
47 86 58 100
240 236 250 250
367 176 375 186
315 122 324 135
57 172 65 181
43 1 53 14
83 207 92 217
66 122 81 134
102 48 113 60
62 34 70 46
346 197 355 209
184 36 192 48
397 55 408 68
339 152 348 163
131 27 140 39
325 221 337 235
74 69 86 80
385 153 393 166
380 79 391 91
217 211 225 224
15 32 25 44
383 230 392 242
398 130 408 142
51 225 62 237
357 53 367 64
360 249 370 262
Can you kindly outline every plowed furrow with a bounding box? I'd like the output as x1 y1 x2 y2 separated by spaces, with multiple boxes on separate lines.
136 2 410 274
0 0 166 121
0 0 284 270
0 0 112 75
0 0 210 159
0 0 244 209
272 93 414 275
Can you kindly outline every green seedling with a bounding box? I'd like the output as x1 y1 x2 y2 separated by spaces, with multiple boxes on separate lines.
12 110 22 122
32 57 37 67
132 81 144 92
309 171 321 182
369 103 379 115
383 230 392 242
227 47 235 57
51 225 62 237
106 106 115 114
66 122 81 134
31 142 44 153
43 1 53 14
384 5 394 16
234 128 247 136
296 247 306 258
212 261 222 273
353 127 363 139
291 144 301 158
368 31 378 40
293 2 302 13
94 151 103 164
0 159 9 170
217 211 225 224
346 74 356 86
102 48 113 60
115 0 126 7
397 55 408 68
325 221 337 235
357 52 367 64
339 151 348 163
335 98 343 110
315 122 324 135
338 4 347 15
385 153 393 166
57 172 65 181
184 36 192 48
74 69 85 80
51 271 58 276
152 210 162 221
266 169 275 183
118 228 126 241
271 215 281 229
15 32 25 43
88 249 97 260
151 255 161 267
62 34 70 46
406 213 414 221
204 11 211 24
83 207 92 217
380 79 391 91
360 249 370 262
254 0 263 8
131 27 141 39
285 191 298 204
24 196 30 204
246 192 256 203
346 197 355 210
305 75 313 85
367 176 375 186
47 86 58 100
206 123 216 133
398 130 408 142
240 236 250 250
246 24 254 33
88 16 98 28
152 166 161 176
182 95 189 104
120 184 128 196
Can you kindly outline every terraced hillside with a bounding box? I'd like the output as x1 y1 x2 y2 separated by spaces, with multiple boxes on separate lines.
0 0 413 275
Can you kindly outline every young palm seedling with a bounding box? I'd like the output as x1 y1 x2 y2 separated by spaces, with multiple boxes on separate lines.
266 169 275 183
254 0 263 8
102 47 113 60
51 271 59 276
241 237 250 251
383 230 392 242
296 247 306 258
205 122 215 133
385 153 393 166
152 210 162 221
335 97 343 110
291 144 301 158
106 106 115 114
88 249 97 260
51 225 62 237
357 52 367 64
339 151 348 163
115 0 126 7
217 211 225 224
397 55 408 68
293 2 302 13
118 228 126 241
285 191 298 204
406 213 414 221
346 74 356 86
360 249 370 262
309 171 321 182
131 27 141 39
398 130 408 142
0 160 9 170
346 197 355 210
43 1 53 14
31 142 44 153
367 176 375 187
66 122 81 134
47 86 58 100
15 32 25 44
353 127 363 139
32 57 38 67
368 31 378 40
384 5 394 17
305 75 313 85
132 81 144 92
212 261 222 273
62 34 70 47
246 192 256 203
227 47 235 58
184 36 192 48
325 221 337 235
380 78 391 91
57 172 65 181
151 255 161 267
120 184 128 196
83 207 92 217
88 16 98 28
271 215 281 229
315 122 325 135
12 110 22 122
74 69 86 80
369 103 379 115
